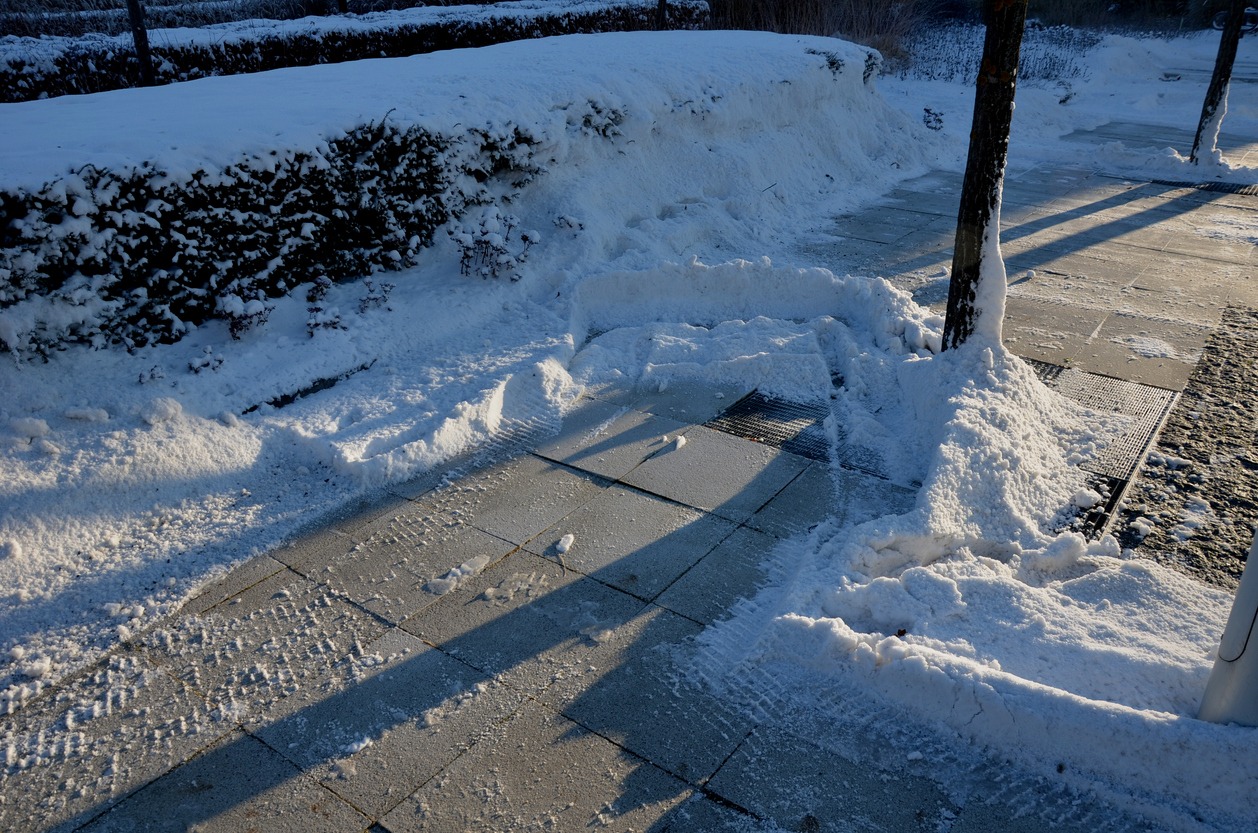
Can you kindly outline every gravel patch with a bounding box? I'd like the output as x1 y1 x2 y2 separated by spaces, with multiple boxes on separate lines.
1117 306 1258 589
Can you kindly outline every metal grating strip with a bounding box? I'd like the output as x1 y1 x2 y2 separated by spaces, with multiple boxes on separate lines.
1051 371 1178 481
1150 179 1258 196
706 393 831 462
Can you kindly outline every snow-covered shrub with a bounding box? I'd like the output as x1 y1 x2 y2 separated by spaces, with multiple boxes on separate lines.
357 278 394 313
0 0 711 103
0 114 549 355
449 207 539 281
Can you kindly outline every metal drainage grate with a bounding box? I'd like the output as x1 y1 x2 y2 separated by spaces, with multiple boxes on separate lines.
1029 359 1179 537
1150 179 1258 196
705 392 831 462
1026 358 1177 479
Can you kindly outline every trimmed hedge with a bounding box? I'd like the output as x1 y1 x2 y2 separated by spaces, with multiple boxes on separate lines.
0 0 708 103
0 117 547 355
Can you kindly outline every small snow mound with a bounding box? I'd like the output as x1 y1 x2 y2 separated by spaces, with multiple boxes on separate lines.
1129 516 1156 539
142 397 183 426
20 656 51 679
9 417 49 439
426 553 493 596
64 407 109 422
557 533 575 554
0 540 21 561
1020 532 1087 573
1072 488 1103 509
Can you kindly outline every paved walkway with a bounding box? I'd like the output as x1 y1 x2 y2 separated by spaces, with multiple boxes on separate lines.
4 123 1256 832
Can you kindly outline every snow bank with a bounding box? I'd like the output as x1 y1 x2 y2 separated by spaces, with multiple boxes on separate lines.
0 29 912 356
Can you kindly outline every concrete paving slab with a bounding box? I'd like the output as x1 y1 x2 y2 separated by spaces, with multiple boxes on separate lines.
79 729 367 833
1133 253 1244 302
705 723 958 833
400 550 645 698
253 628 525 821
879 187 959 217
1004 249 1141 286
181 553 289 617
1156 216 1256 265
1075 312 1207 390
378 698 692 833
0 654 228 833
892 220 958 256
1001 296 1105 366
620 425 810 523
1116 283 1229 328
550 604 756 783
1039 177 1165 214
317 488 417 539
1005 266 1128 311
139 569 388 720
310 514 518 625
656 793 761 832
407 453 609 546
796 235 887 275
654 524 775 625
271 525 359 577
623 379 753 425
744 460 835 539
948 799 1081 833
522 483 737 601
533 398 690 481
840 469 919 527
828 207 943 244
1006 206 1176 254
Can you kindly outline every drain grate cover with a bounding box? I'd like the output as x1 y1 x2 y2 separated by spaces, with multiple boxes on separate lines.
705 393 831 462
1149 179 1258 196
1026 358 1177 479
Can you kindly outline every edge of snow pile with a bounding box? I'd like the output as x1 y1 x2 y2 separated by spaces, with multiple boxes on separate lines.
690 337 1248 832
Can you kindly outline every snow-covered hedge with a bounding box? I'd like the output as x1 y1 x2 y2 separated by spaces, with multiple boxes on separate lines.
0 0 709 103
0 31 883 358
0 118 550 353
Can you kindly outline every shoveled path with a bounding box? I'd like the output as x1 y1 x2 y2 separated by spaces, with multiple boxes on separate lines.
3 122 1255 833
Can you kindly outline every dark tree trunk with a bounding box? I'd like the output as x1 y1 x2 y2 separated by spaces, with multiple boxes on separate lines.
941 0 1029 351
338 0 349 13
125 0 155 87
1190 0 1247 164
656 0 668 29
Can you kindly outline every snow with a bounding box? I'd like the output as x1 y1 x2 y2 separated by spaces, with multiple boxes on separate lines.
1 25 1257 832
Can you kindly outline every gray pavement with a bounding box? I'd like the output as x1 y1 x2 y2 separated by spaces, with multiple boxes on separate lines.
4 121 1256 832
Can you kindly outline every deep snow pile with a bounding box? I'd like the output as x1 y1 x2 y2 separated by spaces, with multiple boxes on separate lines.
1 25 1257 833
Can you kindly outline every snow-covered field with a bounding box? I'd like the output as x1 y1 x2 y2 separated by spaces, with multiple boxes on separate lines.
2 26 1257 831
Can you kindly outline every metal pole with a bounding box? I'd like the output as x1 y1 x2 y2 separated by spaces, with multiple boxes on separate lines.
1199 532 1258 724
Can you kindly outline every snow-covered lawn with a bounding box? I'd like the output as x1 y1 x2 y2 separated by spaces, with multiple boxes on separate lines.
2 26 1257 831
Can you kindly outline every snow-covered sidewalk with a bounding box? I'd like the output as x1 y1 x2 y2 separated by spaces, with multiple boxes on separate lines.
2 26 1258 833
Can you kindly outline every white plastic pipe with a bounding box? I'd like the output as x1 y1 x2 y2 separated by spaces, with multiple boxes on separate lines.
1199 532 1258 725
